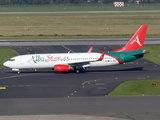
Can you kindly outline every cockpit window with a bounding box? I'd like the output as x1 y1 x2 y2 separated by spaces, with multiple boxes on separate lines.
8 59 15 61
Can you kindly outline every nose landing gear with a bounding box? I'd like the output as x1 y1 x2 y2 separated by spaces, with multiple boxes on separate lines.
12 68 20 74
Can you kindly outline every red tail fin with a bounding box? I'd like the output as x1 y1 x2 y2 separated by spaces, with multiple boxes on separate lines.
112 25 148 52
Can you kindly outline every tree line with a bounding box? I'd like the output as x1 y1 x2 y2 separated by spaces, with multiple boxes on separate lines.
0 0 159 5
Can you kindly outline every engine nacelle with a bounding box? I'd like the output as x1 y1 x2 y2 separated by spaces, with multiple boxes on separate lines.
54 64 72 72
12 68 20 71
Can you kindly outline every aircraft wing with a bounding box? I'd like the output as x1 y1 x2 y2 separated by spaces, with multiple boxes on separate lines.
67 51 106 67
53 51 106 68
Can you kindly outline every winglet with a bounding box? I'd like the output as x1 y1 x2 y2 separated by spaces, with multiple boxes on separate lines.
88 46 94 53
97 51 106 61
112 25 148 52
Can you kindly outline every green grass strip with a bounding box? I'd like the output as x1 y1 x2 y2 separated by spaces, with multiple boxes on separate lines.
0 34 160 39
0 13 160 38
144 45 160 64
108 79 160 96
0 48 18 69
0 6 160 12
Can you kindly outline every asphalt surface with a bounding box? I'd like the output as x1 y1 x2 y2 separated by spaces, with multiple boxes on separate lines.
0 44 159 98
0 44 160 120
0 96 160 120
0 38 160 46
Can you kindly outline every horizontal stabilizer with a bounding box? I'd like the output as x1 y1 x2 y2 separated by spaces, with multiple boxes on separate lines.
132 52 150 56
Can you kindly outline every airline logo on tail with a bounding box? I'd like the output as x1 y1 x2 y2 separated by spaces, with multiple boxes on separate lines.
112 25 148 52
130 36 142 46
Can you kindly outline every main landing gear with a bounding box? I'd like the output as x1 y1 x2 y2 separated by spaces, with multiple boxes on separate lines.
76 69 80 73
74 67 88 73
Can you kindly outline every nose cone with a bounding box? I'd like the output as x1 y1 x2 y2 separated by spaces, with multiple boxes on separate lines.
3 61 9 68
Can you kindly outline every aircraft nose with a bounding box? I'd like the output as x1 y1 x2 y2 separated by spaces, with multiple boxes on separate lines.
3 61 9 67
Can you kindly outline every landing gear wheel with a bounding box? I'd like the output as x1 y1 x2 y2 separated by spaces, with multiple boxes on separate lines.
76 69 79 73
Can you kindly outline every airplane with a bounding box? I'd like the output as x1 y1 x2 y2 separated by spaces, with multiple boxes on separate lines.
3 25 148 73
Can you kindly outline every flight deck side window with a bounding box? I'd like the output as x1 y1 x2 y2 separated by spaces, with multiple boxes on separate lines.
9 59 15 61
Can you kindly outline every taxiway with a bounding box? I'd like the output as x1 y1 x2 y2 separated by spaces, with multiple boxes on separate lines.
0 44 160 120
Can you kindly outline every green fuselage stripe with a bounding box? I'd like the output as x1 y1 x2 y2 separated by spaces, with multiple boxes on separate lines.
106 49 144 63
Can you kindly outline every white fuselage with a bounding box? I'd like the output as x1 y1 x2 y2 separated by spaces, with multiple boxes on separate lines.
3 52 119 70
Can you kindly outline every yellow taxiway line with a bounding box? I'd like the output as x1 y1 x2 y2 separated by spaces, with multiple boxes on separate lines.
0 73 40 80
0 87 6 89
61 44 75 53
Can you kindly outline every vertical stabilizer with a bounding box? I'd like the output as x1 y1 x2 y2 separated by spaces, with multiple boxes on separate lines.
112 25 148 52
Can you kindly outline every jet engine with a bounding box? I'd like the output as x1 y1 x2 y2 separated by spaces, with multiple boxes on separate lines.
54 64 73 72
